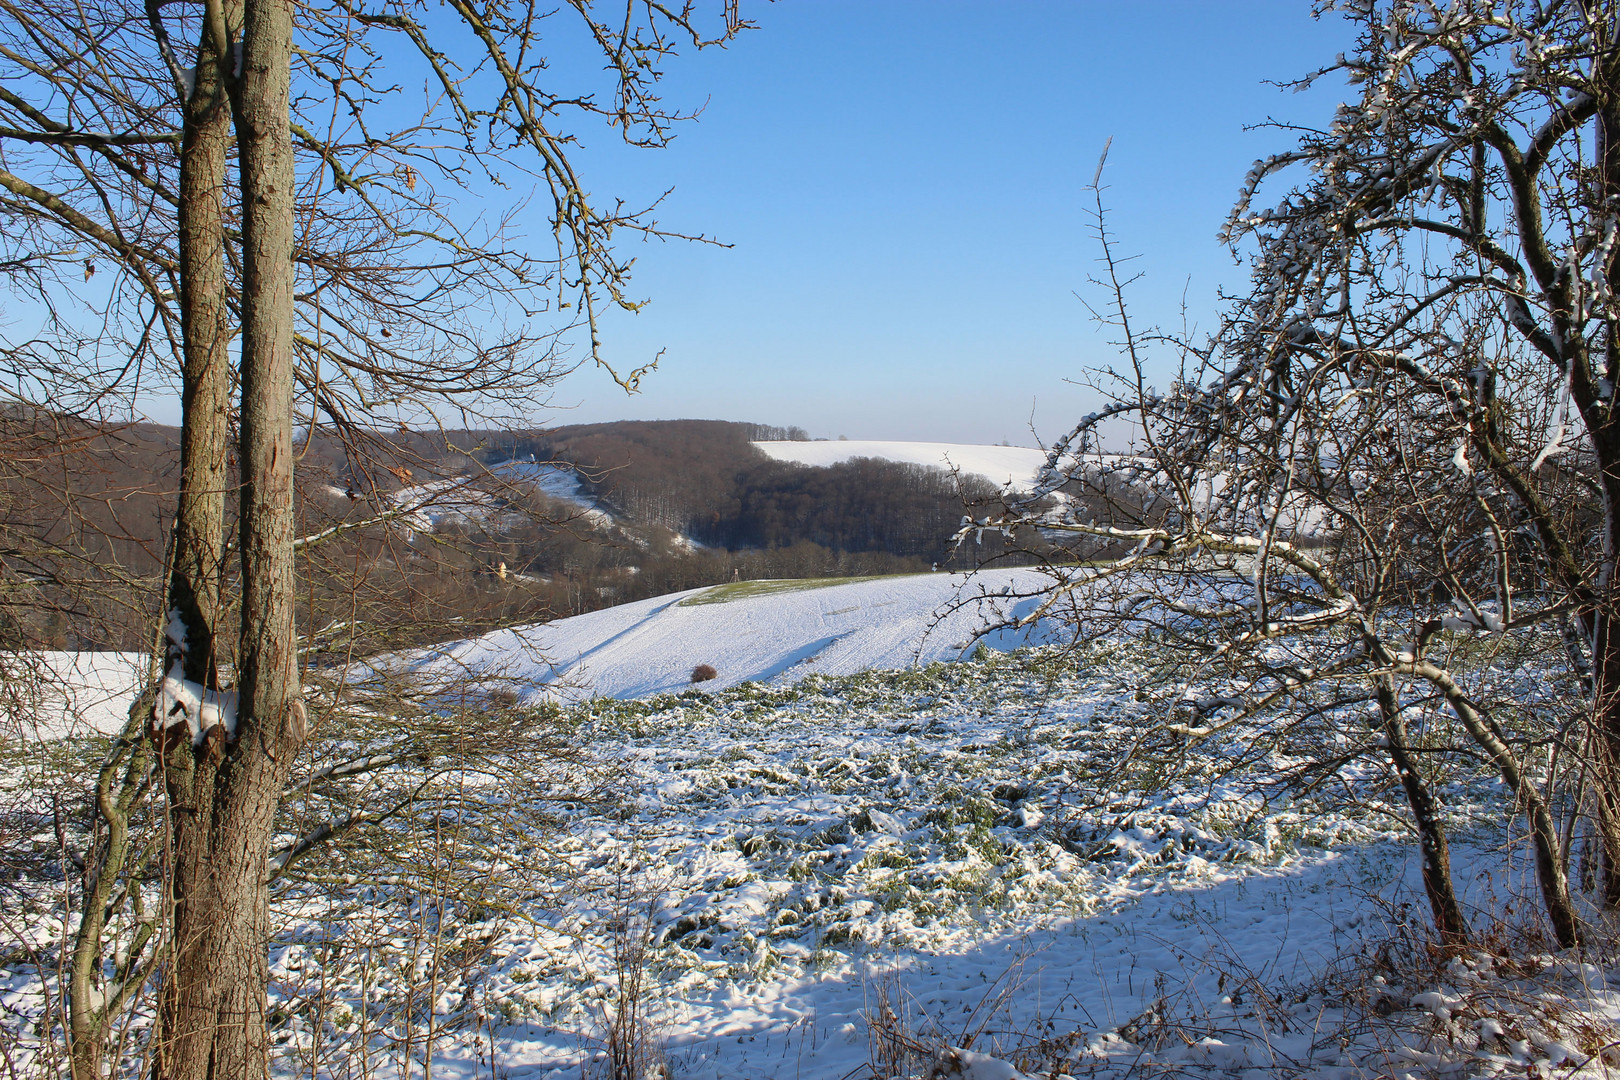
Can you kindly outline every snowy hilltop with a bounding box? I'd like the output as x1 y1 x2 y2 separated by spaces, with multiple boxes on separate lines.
754 440 1050 492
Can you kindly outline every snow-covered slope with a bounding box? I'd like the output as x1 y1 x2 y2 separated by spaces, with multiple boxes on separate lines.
754 440 1049 491
489 458 611 524
2 652 146 738
28 573 1061 736
396 569 1060 703
391 459 610 532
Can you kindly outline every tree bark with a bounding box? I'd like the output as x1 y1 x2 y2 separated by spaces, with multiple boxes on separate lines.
1373 677 1471 948
149 0 244 1073
1408 659 1582 948
157 0 305 1071
1575 0 1620 912
168 0 236 697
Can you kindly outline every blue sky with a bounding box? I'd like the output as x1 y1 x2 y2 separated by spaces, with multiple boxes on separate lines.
82 2 1354 443
540 1 1358 445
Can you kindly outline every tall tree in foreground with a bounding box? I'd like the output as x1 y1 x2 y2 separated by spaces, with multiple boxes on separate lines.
989 0 1620 949
151 0 302 1070
1 0 746 1073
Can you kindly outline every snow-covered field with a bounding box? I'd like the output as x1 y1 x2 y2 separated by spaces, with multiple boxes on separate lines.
276 649 1618 1080
753 441 1049 492
5 577 1619 1079
493 459 613 526
12 571 1056 741
395 569 1060 703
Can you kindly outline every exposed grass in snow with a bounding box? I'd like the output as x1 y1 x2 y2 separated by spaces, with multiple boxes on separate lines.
3 634 1616 1079
677 574 923 607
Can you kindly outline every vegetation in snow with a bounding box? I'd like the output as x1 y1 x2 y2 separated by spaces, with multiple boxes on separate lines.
7 634 1613 1078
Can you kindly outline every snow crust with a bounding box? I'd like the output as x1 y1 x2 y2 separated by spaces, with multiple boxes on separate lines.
152 668 236 747
153 610 237 746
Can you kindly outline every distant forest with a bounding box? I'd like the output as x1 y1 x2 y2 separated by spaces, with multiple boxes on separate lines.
3 415 1023 651
487 419 1008 562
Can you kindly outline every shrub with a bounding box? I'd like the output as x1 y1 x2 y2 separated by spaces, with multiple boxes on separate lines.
690 664 717 683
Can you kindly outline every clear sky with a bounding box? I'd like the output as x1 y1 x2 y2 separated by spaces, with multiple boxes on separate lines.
80 3 1356 443
536 1 1358 446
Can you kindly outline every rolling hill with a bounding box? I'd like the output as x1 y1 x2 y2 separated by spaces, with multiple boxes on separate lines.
389 568 1062 703
27 570 1064 735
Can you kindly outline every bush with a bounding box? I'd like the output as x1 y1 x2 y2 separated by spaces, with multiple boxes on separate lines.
690 664 717 683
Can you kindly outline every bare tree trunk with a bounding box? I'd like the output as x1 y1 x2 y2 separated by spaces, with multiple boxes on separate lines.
67 8 241 1076
158 0 305 1071
169 0 237 695
1591 616 1620 908
1373 677 1471 947
1580 3 1620 913
1410 659 1582 948
149 1 245 1072
232 0 300 759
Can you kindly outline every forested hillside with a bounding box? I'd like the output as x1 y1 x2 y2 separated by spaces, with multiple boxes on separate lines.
1 413 1022 652
492 419 1007 558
